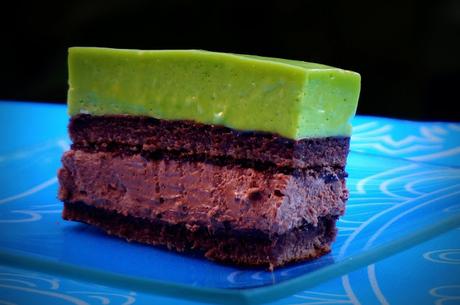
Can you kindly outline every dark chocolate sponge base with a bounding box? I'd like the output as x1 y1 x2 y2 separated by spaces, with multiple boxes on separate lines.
63 201 337 269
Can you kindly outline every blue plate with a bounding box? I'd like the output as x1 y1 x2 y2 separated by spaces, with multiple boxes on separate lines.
0 101 459 304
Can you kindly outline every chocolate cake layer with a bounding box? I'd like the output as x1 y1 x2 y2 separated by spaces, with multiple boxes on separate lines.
63 201 337 269
58 150 348 235
69 114 350 169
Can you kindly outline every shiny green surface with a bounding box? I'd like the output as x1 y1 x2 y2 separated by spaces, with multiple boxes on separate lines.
68 47 360 139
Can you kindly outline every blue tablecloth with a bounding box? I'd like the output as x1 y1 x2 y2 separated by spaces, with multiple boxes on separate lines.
0 101 459 305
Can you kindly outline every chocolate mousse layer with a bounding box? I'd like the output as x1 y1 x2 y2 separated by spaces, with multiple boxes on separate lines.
58 150 347 235
69 114 350 169
63 201 337 269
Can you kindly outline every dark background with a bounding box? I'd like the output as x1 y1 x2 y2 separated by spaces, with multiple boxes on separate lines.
2 0 459 120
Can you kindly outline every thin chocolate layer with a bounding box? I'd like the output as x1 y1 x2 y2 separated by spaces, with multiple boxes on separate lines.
69 114 350 169
63 201 337 269
58 150 348 235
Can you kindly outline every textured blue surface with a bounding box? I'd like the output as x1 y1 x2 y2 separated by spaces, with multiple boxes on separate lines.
0 101 459 304
2 229 459 305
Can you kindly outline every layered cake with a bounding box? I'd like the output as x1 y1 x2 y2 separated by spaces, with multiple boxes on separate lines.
58 48 360 269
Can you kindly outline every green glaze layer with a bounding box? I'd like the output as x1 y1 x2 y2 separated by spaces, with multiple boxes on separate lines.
68 47 360 139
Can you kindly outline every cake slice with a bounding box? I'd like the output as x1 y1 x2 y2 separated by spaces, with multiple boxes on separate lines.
58 48 360 269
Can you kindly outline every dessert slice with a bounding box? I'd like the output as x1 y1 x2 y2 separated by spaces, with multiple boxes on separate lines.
58 48 360 269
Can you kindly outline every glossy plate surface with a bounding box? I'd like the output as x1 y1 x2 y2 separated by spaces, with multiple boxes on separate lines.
0 101 459 304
